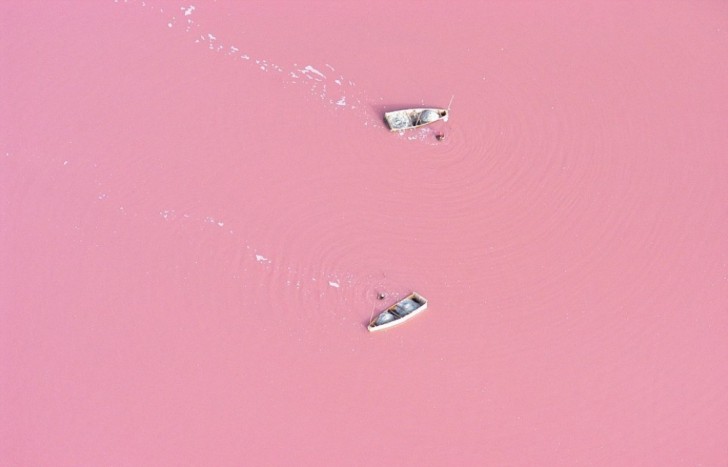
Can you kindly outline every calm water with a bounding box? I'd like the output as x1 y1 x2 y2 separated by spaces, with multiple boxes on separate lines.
2 1 727 465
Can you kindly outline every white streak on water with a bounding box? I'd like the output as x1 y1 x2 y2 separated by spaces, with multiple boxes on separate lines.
302 65 326 79
120 1 381 125
203 216 225 227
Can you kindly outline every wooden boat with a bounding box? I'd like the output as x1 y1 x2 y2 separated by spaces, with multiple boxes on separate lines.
384 108 448 131
368 292 429 332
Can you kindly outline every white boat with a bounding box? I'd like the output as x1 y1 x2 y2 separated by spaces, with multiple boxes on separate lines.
384 108 448 131
368 292 429 332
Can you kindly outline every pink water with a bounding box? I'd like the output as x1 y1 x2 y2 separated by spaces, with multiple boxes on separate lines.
2 1 727 465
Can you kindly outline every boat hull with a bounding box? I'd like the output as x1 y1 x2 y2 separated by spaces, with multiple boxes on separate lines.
368 292 429 332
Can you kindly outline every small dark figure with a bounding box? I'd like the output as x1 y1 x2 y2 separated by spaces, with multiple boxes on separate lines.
377 292 386 300
436 133 446 141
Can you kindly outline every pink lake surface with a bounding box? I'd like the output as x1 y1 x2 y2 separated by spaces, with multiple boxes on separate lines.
2 1 728 465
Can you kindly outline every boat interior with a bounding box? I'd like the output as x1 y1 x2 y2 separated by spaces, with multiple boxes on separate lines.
372 294 427 326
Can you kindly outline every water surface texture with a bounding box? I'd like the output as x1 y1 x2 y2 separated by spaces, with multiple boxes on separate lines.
2 1 727 465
